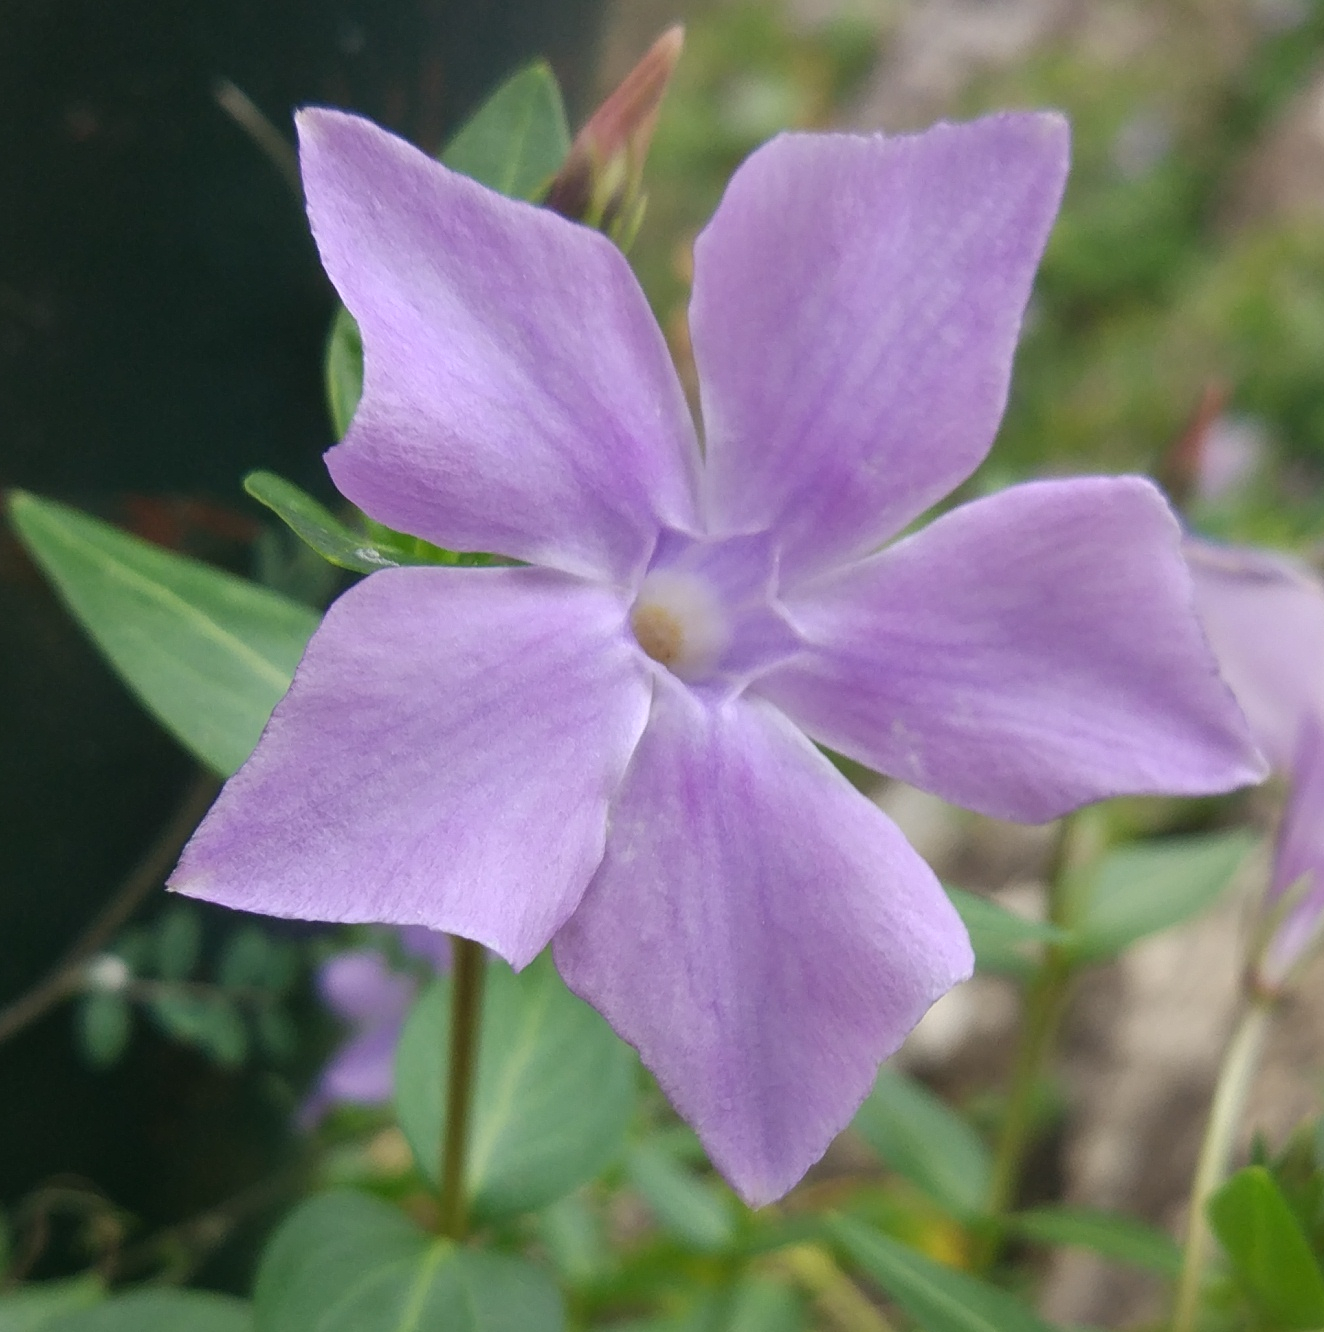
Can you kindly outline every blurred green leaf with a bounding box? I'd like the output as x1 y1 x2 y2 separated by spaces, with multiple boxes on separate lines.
724 1277 806 1332
1009 1205 1181 1276
45 1291 250 1332
832 1216 1061 1332
156 904 202 981
626 1142 737 1251
254 1191 563 1331
244 471 402 574
147 992 246 1067
0 1276 103 1331
396 953 636 1218
218 926 277 991
76 994 131 1069
1068 830 1256 960
1208 1166 1324 1329
852 1068 991 1218
441 61 570 200
7 492 319 778
536 1195 607 1285
945 887 1062 977
323 305 362 441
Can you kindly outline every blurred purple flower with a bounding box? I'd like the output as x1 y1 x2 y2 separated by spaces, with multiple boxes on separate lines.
1189 540 1324 986
174 110 1261 1203
302 927 449 1125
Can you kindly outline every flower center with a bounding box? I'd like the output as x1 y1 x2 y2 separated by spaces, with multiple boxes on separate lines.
628 568 729 679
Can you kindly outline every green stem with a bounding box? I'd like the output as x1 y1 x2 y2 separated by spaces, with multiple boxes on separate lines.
1171 995 1274 1332
977 816 1089 1268
439 937 486 1240
984 952 1073 1224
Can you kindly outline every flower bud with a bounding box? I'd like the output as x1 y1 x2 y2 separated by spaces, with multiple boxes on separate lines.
545 25 684 245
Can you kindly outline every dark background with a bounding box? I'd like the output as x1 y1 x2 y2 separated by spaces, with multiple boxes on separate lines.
0 0 604 1285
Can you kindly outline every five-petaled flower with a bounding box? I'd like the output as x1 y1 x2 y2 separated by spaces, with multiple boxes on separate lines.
172 108 1263 1205
1188 540 1324 989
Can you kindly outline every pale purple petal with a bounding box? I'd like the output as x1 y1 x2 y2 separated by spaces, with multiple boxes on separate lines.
298 109 700 582
171 567 652 968
1261 720 1324 984
759 478 1265 823
554 676 971 1207
690 114 1068 578
1186 540 1324 772
318 949 416 1025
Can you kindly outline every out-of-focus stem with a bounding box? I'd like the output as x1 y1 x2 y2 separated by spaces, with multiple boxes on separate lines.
438 936 486 1240
1171 996 1274 1332
977 817 1086 1267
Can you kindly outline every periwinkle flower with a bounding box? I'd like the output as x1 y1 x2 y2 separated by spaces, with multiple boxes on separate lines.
172 108 1262 1204
1188 541 1324 987
302 926 450 1124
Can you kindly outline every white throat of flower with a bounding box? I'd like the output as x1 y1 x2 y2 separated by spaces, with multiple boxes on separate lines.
629 569 731 680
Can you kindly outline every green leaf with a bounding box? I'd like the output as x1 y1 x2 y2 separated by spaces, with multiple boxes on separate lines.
626 1142 737 1251
1069 830 1256 961
0 1276 102 1332
45 1291 250 1332
441 62 570 201
945 887 1063 977
1008 1205 1182 1276
156 904 202 980
8 492 319 778
851 1068 992 1219
724 1278 806 1332
244 471 403 574
1208 1165 1324 1329
324 305 363 441
831 1217 1060 1332
147 992 247 1066
76 994 132 1068
396 953 636 1218
254 1191 564 1332
218 926 278 991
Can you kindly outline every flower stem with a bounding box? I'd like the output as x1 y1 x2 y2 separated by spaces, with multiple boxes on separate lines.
1171 994 1274 1332
979 947 1073 1248
439 936 486 1240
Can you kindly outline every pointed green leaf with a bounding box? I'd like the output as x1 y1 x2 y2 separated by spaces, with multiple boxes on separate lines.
324 305 363 440
441 62 570 201
832 1217 1061 1332
852 1068 992 1219
1069 830 1256 961
46 1291 250 1332
244 471 402 574
1208 1165 1324 1329
8 492 319 778
254 1191 563 1332
395 953 636 1218
945 887 1063 977
1008 1205 1182 1276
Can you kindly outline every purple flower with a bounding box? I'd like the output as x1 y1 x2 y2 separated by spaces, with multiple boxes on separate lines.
172 109 1261 1204
1188 541 1324 986
303 926 450 1124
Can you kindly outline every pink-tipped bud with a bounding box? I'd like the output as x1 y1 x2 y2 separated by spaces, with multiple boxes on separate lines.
546 25 684 244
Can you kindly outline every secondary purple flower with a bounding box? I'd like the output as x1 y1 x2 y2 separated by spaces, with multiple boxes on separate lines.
172 108 1262 1204
1188 540 1324 986
302 927 450 1124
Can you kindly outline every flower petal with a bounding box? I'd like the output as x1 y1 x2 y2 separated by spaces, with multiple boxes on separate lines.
554 676 971 1206
1186 539 1324 772
298 109 701 582
759 478 1266 823
171 566 652 968
690 113 1068 577
1262 718 1324 983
